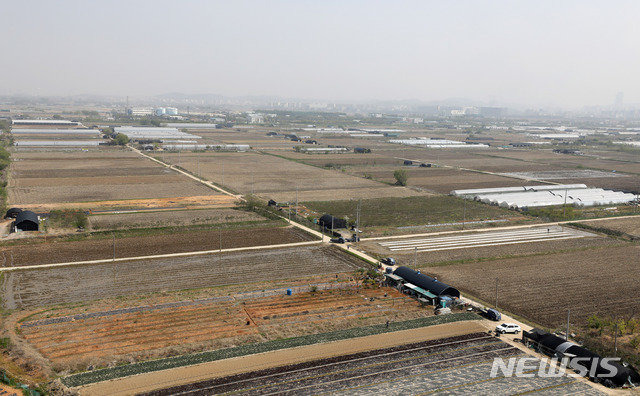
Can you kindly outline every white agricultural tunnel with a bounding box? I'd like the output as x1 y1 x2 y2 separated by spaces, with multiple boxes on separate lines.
451 184 636 209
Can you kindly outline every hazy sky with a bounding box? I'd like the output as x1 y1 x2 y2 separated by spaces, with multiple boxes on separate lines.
2 1 639 107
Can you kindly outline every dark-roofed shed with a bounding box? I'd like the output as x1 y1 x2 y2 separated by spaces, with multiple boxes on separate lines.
14 210 39 231
5 208 23 219
393 266 460 298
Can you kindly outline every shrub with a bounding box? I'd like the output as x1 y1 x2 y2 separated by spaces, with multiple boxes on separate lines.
393 169 408 186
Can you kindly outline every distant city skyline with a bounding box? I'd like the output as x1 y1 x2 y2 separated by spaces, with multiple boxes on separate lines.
2 1 639 109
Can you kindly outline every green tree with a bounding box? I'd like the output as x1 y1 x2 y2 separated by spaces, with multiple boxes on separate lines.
393 169 408 186
113 133 130 146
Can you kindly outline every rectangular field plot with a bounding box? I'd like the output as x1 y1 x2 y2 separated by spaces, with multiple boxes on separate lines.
0 225 311 267
7 150 216 208
158 151 422 201
142 333 600 396
1 245 364 309
376 226 592 253
349 167 544 194
19 287 426 369
88 208 265 231
422 244 640 328
305 196 521 235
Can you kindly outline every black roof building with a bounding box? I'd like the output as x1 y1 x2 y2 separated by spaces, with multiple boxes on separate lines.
524 328 640 387
393 266 460 298
14 210 39 232
5 208 23 219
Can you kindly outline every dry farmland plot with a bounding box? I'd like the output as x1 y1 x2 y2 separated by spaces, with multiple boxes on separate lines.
421 243 640 328
160 151 422 201
360 226 619 265
7 150 216 207
582 216 640 237
18 288 425 368
88 208 265 231
1 245 364 309
0 225 313 267
305 196 524 236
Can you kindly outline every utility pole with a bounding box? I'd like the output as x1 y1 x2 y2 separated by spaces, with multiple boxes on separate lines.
219 227 222 252
563 189 568 219
494 277 499 310
566 308 570 341
295 185 299 217
355 199 361 235
112 233 116 261
614 321 619 357
462 199 467 230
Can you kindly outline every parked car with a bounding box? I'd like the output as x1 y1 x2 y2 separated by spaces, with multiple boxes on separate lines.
496 323 521 334
380 257 396 266
485 308 502 321
330 236 346 244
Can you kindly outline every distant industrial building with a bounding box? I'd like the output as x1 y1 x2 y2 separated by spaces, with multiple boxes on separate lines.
127 108 154 116
247 113 264 124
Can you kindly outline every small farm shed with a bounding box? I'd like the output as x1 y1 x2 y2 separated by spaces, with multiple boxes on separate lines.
14 210 39 232
5 208 23 219
318 214 347 229
393 266 460 298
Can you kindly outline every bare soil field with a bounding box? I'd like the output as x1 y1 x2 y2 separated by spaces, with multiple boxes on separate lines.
1 245 365 309
7 150 216 207
421 243 640 328
88 208 265 230
18 195 238 213
0 225 312 267
18 287 425 369
351 167 544 193
159 151 423 201
582 216 640 237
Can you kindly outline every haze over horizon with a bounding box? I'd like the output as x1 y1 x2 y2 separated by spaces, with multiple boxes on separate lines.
2 0 639 109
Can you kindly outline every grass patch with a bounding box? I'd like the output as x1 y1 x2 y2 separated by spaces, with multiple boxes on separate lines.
304 196 516 228
61 313 477 387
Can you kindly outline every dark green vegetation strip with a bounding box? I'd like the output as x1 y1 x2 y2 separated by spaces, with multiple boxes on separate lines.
61 312 478 387
304 196 515 227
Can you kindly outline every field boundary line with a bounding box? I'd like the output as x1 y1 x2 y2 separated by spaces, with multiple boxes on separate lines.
129 146 242 199
0 240 322 272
